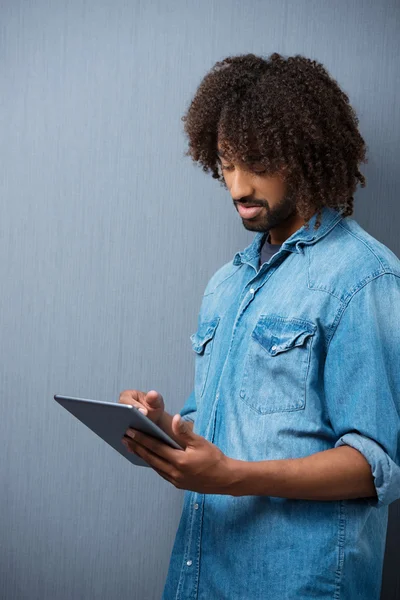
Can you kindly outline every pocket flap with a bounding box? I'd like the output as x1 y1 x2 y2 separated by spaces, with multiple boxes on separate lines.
190 317 220 354
252 315 316 356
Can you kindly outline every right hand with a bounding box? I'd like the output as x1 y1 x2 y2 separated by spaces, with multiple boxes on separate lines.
118 389 165 425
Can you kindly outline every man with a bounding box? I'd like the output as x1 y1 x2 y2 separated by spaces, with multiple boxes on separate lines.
120 53 400 599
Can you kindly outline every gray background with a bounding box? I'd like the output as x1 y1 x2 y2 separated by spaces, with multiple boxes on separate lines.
0 1 399 598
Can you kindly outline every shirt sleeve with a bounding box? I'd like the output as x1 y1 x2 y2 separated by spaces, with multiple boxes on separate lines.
179 389 197 423
324 272 400 508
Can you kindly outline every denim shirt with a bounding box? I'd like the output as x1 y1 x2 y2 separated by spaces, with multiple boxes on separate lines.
162 207 400 600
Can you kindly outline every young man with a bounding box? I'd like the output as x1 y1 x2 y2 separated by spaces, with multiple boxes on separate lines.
120 53 400 599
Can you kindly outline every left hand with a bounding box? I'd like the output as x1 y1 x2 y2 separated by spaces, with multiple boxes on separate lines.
122 415 237 494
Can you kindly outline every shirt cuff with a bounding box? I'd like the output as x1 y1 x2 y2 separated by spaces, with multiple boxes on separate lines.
335 432 400 508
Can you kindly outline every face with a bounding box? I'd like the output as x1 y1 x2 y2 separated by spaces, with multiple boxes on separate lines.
217 144 304 242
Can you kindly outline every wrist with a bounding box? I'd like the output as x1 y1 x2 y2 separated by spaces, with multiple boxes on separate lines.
224 457 250 496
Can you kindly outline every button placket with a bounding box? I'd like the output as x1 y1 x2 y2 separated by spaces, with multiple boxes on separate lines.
176 493 203 599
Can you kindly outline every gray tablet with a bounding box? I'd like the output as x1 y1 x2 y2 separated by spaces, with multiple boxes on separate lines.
54 394 183 468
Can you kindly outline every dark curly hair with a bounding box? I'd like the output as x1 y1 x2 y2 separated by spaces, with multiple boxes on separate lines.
182 52 367 230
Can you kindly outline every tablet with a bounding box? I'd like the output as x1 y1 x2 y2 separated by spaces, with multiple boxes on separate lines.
54 394 184 468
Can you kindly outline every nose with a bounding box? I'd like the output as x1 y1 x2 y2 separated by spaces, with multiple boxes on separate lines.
229 169 255 202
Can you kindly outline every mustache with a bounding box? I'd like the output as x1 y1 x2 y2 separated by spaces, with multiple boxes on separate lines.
235 199 266 207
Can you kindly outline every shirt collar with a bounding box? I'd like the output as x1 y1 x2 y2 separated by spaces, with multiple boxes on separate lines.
233 206 345 266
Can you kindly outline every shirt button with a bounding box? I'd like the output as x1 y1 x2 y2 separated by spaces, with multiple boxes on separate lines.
194 503 199 510
216 392 220 399
250 288 255 294
271 345 277 351
187 560 192 566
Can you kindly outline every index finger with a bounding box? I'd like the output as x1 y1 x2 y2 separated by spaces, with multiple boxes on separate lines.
119 390 139 405
125 428 183 464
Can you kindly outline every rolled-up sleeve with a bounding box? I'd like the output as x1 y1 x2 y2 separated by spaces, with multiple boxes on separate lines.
324 272 400 508
179 389 197 423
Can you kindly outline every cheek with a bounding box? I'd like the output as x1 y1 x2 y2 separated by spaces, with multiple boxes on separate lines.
260 178 286 202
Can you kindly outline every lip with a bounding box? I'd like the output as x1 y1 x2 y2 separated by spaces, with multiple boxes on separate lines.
237 204 264 219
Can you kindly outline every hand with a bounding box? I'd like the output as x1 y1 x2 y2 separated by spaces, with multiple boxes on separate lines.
122 414 237 495
118 389 165 425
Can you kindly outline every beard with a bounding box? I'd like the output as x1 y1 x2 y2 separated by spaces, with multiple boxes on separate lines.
237 192 297 233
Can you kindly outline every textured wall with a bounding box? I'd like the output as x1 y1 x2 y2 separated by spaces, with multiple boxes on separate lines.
0 1 399 598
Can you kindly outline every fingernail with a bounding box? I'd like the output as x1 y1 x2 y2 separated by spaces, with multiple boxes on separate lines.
138 407 147 414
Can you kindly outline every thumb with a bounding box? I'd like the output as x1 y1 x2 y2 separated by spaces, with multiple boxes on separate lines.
171 414 196 445
145 390 163 408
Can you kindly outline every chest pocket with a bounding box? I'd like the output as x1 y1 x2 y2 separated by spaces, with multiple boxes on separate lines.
190 316 220 400
240 315 316 414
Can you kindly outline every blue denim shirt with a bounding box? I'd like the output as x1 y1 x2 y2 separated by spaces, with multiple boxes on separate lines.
162 207 400 600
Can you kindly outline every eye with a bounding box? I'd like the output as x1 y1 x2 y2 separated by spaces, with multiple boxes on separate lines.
220 164 234 172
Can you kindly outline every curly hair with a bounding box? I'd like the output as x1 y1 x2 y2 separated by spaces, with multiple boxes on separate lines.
181 52 367 230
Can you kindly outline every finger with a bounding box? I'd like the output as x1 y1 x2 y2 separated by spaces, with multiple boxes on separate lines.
153 468 175 485
118 392 148 414
119 390 139 404
130 401 148 415
145 390 163 408
129 440 177 477
171 414 197 447
125 429 182 463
